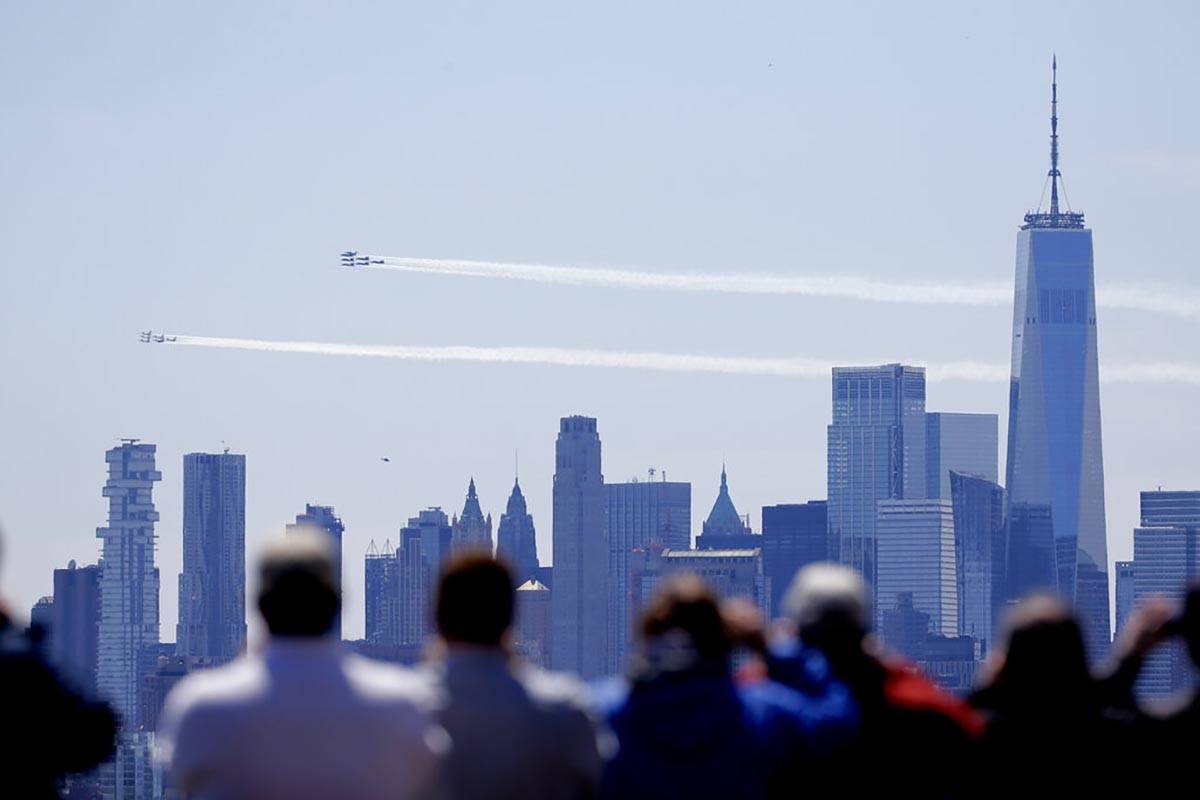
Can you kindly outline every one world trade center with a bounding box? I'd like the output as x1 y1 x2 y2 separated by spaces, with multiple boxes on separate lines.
1005 58 1110 661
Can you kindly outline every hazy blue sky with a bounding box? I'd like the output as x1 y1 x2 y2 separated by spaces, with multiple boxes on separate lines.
3 2 1198 640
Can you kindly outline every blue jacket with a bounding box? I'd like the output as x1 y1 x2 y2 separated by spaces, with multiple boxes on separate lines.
598 657 856 800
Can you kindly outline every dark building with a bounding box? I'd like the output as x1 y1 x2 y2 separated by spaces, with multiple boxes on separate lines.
696 466 757 550
451 478 493 552
496 478 539 584
177 451 247 665
398 508 453 647
364 539 398 646
140 655 189 732
949 471 1006 653
51 560 102 694
286 504 345 640
761 501 828 612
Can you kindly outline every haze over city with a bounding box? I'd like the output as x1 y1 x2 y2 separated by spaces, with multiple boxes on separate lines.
3 0 1199 648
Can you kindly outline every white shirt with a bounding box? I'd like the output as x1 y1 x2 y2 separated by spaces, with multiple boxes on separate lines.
158 638 447 800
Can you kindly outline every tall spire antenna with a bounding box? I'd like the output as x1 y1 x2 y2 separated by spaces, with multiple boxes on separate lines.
1049 54 1060 218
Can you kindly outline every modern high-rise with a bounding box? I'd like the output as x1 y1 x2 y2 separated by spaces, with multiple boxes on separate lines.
515 579 552 668
496 478 539 584
761 501 828 612
1133 489 1200 697
451 478 493 552
1114 560 1135 640
606 476 691 672
828 364 927 588
551 415 608 679
364 539 399 646
397 508 452 647
696 466 756 550
286 504 345 640
177 452 246 664
925 412 998 500
96 441 162 731
1004 60 1110 661
52 560 102 695
949 471 1006 652
875 499 957 639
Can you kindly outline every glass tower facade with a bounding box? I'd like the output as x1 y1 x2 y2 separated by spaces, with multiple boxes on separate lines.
1005 66 1109 660
286 504 345 640
828 364 927 589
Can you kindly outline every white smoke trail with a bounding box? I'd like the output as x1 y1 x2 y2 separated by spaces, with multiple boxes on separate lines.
362 256 1200 318
163 335 1200 386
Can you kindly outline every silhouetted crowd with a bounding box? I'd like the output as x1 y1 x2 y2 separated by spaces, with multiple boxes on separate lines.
3 528 1199 799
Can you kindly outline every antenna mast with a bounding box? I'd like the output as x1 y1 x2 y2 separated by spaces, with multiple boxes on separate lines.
1049 54 1060 218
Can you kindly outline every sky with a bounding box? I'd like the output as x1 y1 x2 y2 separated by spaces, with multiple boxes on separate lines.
2 2 1198 641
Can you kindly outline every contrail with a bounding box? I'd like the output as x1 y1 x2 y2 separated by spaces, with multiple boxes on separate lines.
360 256 1200 318
162 335 1200 386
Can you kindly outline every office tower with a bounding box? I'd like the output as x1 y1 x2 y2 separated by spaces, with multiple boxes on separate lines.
606 476 691 671
696 466 757 550
515 579 552 668
451 478 493 552
52 560 102 694
364 540 399 646
876 500 957 640
397 508 452 647
925 412 998 500
31 596 54 630
1133 489 1200 697
140 655 188 732
550 415 608 679
949 472 1006 652
1005 61 1110 661
177 452 247 665
286 504 345 640
828 364 927 588
761 501 828 612
1114 560 1135 639
96 441 162 731
627 546 770 623
496 479 539 584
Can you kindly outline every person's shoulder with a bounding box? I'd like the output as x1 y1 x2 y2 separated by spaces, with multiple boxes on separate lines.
167 656 266 713
513 662 595 713
343 653 438 707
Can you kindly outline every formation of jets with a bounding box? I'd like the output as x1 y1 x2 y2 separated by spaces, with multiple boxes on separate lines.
340 250 383 268
139 330 176 343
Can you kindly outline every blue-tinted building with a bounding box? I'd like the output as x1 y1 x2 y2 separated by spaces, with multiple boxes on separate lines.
1005 63 1110 660
761 501 827 612
52 560 102 695
451 478 493 553
177 452 247 664
1114 560 1134 640
286 504 345 640
949 471 1006 652
925 412 998 500
496 478 539 584
397 508 452 647
364 539 398 646
828 364 927 589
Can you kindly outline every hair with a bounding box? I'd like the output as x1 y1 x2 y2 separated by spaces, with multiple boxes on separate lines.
257 530 340 638
435 551 515 646
986 594 1092 709
783 562 871 639
638 574 732 661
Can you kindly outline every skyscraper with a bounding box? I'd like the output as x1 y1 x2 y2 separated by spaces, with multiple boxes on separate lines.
551 415 608 679
761 501 828 612
286 504 345 640
875 499 958 639
1133 489 1200 697
364 539 398 646
1114 560 1135 639
828 364 927 588
514 579 552 668
949 471 1006 652
1005 60 1110 660
925 412 998 500
496 478 539 584
52 560 102 695
451 478 493 552
177 451 247 664
96 441 162 731
397 508 452 647
696 466 756 550
606 476 691 671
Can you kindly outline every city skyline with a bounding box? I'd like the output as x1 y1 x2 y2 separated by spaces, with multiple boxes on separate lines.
5 4 1200 644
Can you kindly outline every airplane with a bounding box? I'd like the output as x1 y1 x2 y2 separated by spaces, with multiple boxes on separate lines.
139 331 152 343
154 334 165 343
341 250 357 258
164 335 177 343
370 259 384 265
380 457 391 463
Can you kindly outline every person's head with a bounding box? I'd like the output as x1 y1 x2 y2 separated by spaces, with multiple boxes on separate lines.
257 531 340 638
435 552 515 647
638 574 732 667
1182 583 1200 667
987 594 1091 706
783 563 871 658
